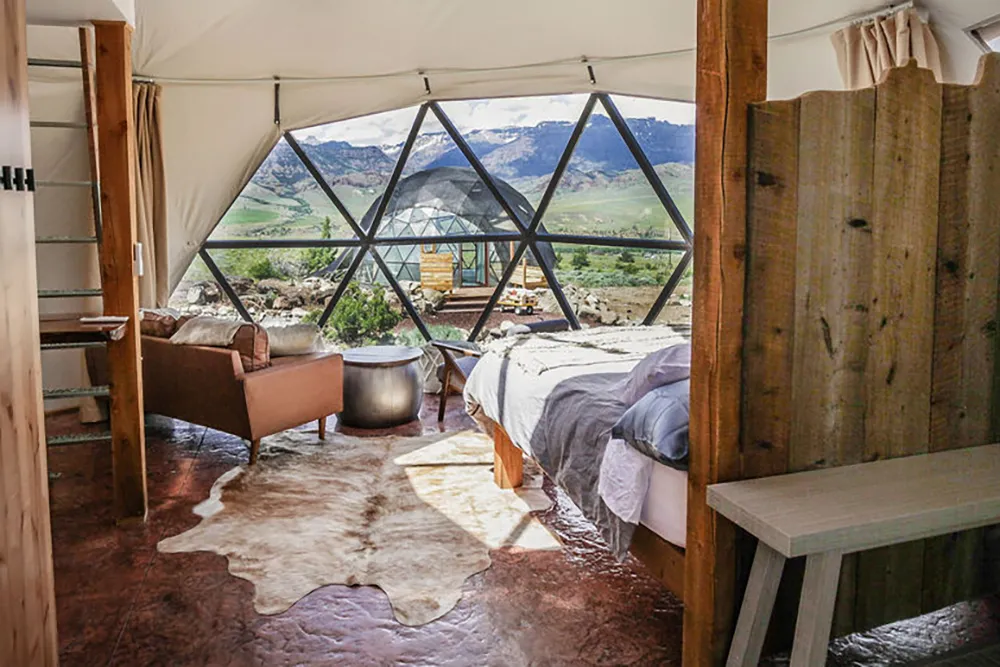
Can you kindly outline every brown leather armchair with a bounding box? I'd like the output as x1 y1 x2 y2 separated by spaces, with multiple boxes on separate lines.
90 336 344 464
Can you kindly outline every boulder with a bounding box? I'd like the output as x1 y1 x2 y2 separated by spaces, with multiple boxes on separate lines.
421 289 446 313
598 309 620 326
186 285 206 305
229 277 255 295
257 278 287 294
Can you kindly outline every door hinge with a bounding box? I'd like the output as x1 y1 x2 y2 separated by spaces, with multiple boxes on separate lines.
1 166 35 192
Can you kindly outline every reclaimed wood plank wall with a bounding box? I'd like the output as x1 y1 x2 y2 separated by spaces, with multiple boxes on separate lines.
742 55 1000 637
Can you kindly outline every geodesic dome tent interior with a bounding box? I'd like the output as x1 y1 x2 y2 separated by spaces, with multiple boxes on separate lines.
358 167 557 286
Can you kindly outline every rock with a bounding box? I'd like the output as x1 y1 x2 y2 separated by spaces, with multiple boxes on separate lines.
272 296 292 310
229 277 255 295
399 280 422 295
598 309 620 325
421 289 445 313
257 278 286 293
202 283 222 302
187 285 206 305
291 308 309 319
499 320 515 333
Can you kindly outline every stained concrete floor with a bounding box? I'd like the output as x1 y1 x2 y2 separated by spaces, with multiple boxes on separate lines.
45 398 1000 666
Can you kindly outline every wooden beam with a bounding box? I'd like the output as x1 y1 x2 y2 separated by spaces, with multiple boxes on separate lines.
93 20 148 520
493 424 524 489
685 0 768 665
0 0 60 663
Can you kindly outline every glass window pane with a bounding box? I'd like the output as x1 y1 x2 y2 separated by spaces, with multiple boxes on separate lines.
540 99 694 243
548 244 691 326
289 107 420 223
437 95 591 210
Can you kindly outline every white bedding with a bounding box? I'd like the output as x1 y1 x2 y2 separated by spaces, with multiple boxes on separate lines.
463 327 690 549
463 342 640 460
598 438 687 547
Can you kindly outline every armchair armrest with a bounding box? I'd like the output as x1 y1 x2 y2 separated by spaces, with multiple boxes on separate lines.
242 353 344 440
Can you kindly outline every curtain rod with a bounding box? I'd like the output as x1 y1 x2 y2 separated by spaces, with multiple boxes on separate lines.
130 1 922 86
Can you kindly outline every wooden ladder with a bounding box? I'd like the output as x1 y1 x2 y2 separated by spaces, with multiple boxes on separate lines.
29 27 146 514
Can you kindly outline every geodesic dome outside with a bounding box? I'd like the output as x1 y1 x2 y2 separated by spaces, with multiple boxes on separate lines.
357 166 557 285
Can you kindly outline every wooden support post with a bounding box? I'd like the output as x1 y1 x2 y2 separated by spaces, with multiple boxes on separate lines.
686 0 768 665
93 21 148 521
493 424 523 489
0 0 60 663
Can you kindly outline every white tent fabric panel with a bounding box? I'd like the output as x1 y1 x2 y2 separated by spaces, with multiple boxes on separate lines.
159 84 281 287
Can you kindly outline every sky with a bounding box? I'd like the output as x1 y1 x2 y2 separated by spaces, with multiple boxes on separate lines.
295 94 695 147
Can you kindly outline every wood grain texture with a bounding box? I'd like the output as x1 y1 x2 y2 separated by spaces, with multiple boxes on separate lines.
864 61 942 462
686 0 768 664
789 89 876 473
94 21 148 520
79 26 101 229
741 99 799 480
0 0 60 663
923 56 1000 614
492 424 523 489
630 524 686 601
856 61 943 630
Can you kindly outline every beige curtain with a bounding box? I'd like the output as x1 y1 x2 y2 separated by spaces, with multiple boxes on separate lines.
134 82 169 308
831 7 943 90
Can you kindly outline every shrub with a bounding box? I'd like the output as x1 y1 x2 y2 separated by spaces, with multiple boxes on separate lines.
302 216 339 275
394 324 468 347
557 269 660 288
223 249 288 280
571 247 590 270
329 283 402 345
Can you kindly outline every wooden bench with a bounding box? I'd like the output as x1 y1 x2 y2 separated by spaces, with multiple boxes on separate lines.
707 444 1000 667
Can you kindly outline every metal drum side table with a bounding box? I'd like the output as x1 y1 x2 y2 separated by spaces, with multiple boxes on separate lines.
339 345 424 428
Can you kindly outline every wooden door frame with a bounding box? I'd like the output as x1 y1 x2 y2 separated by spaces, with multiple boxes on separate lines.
0 0 60 663
685 0 769 665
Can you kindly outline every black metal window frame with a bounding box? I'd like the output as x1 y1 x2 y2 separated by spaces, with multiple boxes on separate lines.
200 93 694 342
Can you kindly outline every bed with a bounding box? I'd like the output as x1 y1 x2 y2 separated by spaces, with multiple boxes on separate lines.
463 325 692 598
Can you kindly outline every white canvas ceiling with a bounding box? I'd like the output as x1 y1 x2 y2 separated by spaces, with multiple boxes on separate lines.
24 0 1000 291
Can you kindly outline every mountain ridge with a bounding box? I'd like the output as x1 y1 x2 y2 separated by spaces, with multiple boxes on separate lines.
257 115 694 197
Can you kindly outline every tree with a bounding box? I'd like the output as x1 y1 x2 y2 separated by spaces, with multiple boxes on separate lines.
571 247 590 270
302 216 339 275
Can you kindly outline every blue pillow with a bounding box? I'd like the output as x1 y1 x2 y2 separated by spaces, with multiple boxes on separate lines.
611 379 690 469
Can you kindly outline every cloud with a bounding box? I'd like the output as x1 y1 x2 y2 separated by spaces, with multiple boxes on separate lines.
298 94 694 147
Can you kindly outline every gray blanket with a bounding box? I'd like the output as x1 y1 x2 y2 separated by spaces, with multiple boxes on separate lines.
526 371 635 559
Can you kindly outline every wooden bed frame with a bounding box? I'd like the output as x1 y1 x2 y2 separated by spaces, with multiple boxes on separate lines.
484 55 1000 666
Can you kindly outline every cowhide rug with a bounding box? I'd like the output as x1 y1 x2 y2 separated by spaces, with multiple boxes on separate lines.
158 429 559 625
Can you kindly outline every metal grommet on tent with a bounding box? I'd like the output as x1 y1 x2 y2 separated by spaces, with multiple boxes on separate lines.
582 57 596 86
273 76 281 126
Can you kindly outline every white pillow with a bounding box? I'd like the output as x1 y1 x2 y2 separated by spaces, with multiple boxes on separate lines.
266 323 324 356
614 343 691 407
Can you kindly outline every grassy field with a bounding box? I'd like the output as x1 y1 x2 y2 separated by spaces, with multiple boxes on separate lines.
185 167 694 293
